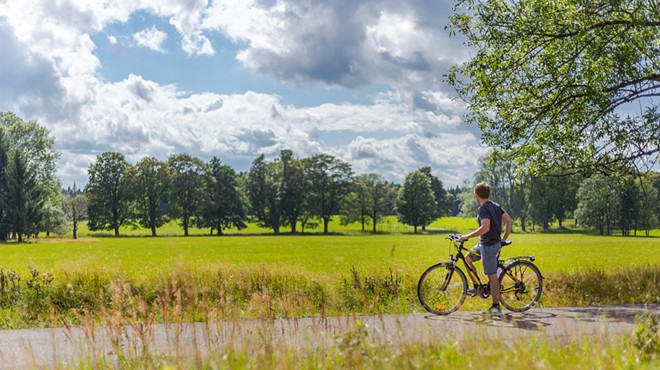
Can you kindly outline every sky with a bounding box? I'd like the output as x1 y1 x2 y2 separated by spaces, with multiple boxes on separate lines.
0 0 489 188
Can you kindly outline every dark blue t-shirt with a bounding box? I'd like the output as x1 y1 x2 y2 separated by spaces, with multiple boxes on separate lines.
478 200 504 245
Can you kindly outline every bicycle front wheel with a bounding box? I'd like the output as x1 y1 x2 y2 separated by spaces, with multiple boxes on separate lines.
498 260 543 312
417 263 467 315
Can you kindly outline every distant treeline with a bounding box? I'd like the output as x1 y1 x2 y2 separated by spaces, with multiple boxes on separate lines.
2 112 659 241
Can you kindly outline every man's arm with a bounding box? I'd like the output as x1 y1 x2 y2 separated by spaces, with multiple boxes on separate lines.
458 218 490 242
501 211 513 241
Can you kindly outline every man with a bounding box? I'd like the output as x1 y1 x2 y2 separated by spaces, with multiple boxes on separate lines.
458 182 513 318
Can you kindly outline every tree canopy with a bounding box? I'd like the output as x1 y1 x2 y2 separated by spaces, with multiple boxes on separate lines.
448 0 660 176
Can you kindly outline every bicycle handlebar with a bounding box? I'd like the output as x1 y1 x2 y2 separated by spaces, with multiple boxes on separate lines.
446 234 512 246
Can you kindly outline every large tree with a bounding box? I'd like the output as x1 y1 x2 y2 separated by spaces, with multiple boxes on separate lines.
448 0 660 175
128 157 170 237
396 170 437 233
86 152 132 236
244 154 283 234
637 175 660 236
5 151 44 242
201 157 248 235
575 174 620 235
419 167 452 222
168 154 208 236
277 150 307 233
342 173 392 233
1 112 61 240
303 154 353 234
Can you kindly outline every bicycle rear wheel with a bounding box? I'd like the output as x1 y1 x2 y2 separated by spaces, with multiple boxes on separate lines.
417 263 467 315
498 260 543 312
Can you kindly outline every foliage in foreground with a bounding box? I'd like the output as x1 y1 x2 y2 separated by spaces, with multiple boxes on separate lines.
0 263 657 329
59 314 660 369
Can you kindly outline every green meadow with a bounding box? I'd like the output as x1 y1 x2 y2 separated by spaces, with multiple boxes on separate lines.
6 217 659 279
1 217 659 367
0 216 657 329
6 228 660 278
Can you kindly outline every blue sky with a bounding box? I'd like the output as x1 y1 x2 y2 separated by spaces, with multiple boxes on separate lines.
0 0 488 188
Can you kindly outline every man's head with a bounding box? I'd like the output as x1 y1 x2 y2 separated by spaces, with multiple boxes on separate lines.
474 182 491 200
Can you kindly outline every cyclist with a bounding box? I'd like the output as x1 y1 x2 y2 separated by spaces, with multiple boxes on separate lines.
458 182 513 318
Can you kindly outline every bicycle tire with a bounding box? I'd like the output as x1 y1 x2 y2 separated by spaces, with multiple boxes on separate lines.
417 263 467 315
498 260 543 312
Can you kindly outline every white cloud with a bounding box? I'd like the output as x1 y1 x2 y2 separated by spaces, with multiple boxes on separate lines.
133 26 167 52
0 0 485 188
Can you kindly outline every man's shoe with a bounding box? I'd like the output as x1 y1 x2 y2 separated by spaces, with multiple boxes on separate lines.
488 305 502 318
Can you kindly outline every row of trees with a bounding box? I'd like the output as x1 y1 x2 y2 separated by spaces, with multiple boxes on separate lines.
81 149 453 237
462 152 660 236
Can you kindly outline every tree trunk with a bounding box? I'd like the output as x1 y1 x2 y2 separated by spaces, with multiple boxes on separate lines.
151 225 157 237
114 227 119 237
323 217 330 234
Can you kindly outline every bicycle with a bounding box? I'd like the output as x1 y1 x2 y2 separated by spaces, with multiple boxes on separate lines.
417 234 543 315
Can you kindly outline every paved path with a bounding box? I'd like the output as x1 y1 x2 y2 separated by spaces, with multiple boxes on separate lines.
0 303 658 368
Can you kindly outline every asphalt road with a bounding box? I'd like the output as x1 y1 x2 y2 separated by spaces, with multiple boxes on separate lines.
0 303 658 369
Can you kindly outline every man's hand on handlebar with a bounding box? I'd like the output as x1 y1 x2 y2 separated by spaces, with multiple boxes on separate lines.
457 235 469 243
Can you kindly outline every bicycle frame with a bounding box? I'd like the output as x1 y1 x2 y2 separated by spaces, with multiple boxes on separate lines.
447 237 540 295
417 234 544 315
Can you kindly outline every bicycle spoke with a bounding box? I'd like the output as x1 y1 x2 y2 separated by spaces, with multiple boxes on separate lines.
418 263 467 315
498 260 542 312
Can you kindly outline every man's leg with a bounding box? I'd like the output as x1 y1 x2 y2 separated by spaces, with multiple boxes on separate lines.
488 273 500 305
465 255 479 277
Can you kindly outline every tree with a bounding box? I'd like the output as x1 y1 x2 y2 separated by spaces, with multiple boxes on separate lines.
63 192 88 239
546 175 579 228
457 184 478 218
168 154 208 236
201 157 248 235
526 177 554 231
342 173 392 233
575 174 620 235
419 167 452 224
619 178 641 236
128 157 170 237
637 175 660 236
86 152 132 236
244 154 283 234
396 170 437 233
448 186 462 216
448 0 660 176
5 151 44 242
1 112 61 239
277 150 307 233
303 154 353 234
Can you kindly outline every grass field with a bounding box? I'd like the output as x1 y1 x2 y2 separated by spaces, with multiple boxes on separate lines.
7 218 660 279
1 217 659 367
0 217 657 327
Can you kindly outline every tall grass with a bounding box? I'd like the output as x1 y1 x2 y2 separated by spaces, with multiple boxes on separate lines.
56 310 660 369
0 263 657 329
